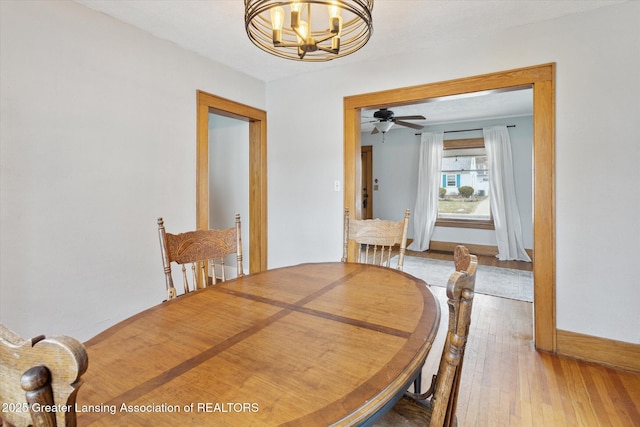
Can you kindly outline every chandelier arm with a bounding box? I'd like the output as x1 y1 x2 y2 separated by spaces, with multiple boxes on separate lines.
274 42 307 48
317 45 339 54
314 34 336 44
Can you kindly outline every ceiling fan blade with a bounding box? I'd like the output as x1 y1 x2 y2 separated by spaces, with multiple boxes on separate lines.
394 120 424 130
393 115 426 120
371 127 379 134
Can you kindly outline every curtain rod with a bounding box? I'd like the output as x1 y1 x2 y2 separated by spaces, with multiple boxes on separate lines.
415 124 515 135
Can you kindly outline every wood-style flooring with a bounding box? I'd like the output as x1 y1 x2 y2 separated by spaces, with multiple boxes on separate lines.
411 250 640 427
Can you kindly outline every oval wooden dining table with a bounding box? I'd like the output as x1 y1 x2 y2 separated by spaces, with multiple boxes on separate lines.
76 262 440 426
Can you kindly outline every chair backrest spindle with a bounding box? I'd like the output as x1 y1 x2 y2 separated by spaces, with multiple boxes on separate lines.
342 208 410 270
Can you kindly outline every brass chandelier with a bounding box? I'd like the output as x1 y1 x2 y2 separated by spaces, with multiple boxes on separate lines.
244 0 374 61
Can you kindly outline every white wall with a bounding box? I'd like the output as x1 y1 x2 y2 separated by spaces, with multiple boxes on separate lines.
361 115 533 250
0 1 265 341
266 2 640 344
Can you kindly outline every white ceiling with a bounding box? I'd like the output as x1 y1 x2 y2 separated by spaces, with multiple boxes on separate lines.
72 0 623 127
361 88 533 132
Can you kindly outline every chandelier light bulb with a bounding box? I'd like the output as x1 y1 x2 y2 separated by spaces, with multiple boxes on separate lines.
328 1 342 34
270 6 285 43
297 20 309 42
290 0 303 13
270 7 284 31
328 1 340 19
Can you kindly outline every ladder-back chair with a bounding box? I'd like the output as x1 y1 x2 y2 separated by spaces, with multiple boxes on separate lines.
377 245 477 427
157 214 243 301
0 324 88 427
342 207 410 270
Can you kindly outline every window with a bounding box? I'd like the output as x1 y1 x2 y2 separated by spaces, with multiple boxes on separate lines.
445 174 457 187
436 138 494 229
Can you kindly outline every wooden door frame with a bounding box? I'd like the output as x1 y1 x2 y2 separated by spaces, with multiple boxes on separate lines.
196 90 267 273
344 64 556 352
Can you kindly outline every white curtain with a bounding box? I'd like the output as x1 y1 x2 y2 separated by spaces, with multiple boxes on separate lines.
484 126 532 262
408 132 444 251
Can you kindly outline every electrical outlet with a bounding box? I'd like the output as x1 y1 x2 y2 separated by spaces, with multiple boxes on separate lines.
334 180 341 192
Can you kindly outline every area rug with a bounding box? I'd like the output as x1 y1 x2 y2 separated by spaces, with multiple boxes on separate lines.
395 255 533 302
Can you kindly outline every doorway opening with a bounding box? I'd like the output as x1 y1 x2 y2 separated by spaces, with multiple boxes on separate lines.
196 91 268 273
344 64 556 352
208 113 250 274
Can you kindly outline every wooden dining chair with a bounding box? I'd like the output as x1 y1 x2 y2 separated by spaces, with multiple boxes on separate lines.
157 214 244 301
342 207 410 270
0 323 88 427
376 245 477 427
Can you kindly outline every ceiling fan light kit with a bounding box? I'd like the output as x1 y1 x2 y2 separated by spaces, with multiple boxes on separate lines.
366 108 426 141
245 0 374 61
373 121 394 133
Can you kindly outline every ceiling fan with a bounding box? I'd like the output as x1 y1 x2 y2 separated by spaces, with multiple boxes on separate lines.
364 108 426 134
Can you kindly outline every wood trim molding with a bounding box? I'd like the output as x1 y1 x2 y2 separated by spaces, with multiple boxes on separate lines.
557 329 640 373
427 241 533 260
344 63 556 352
196 90 268 273
434 219 495 230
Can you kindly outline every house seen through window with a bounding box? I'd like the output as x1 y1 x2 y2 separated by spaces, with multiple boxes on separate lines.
437 138 493 229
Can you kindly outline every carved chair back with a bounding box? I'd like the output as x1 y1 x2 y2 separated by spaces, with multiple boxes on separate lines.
377 245 477 427
0 324 88 427
342 208 410 270
430 245 477 426
157 214 243 301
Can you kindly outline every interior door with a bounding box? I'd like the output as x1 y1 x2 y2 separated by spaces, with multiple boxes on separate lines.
361 145 373 219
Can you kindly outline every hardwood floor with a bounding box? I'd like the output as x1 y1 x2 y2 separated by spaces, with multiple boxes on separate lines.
412 250 640 426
